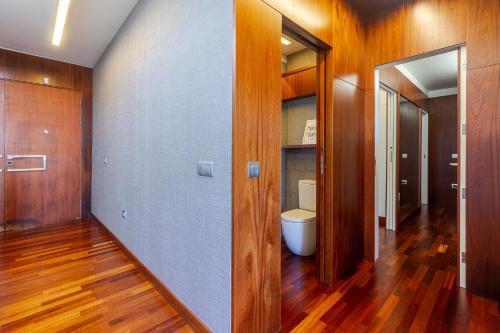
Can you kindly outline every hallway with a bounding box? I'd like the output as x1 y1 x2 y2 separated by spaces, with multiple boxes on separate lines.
282 206 500 332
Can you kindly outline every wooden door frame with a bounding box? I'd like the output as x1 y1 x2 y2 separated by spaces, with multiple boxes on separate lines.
0 79 84 231
371 46 465 287
282 17 332 285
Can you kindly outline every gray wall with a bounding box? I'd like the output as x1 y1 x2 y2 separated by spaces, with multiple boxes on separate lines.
91 0 232 331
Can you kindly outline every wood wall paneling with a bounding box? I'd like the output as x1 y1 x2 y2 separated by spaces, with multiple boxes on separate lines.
233 0 281 331
363 0 500 301
466 64 500 301
466 0 500 70
0 81 4 229
333 0 366 89
261 0 333 45
428 95 458 207
0 48 93 220
330 78 365 279
379 66 428 109
282 66 316 101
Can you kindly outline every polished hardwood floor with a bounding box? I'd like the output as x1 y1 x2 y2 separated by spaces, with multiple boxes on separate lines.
0 220 194 332
282 206 500 332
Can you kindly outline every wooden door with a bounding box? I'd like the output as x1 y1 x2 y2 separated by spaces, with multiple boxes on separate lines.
398 99 420 222
233 0 281 331
4 81 81 230
0 81 4 230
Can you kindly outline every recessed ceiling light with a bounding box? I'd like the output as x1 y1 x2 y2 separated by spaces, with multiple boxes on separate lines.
52 0 71 46
281 37 291 46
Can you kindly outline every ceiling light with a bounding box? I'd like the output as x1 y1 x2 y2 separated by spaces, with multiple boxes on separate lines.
281 37 291 46
52 0 71 46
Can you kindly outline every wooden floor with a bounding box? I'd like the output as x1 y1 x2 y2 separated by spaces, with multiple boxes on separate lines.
0 220 194 332
282 206 500 332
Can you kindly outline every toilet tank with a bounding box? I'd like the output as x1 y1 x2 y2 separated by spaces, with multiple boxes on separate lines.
298 180 316 212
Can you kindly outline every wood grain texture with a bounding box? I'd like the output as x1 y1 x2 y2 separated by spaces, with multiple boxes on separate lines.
428 95 458 207
362 0 500 302
398 100 421 220
282 206 500 332
0 81 4 230
363 89 375 260
466 0 500 70
333 0 366 89
329 78 364 283
466 64 500 302
262 0 333 45
4 82 81 228
0 48 93 219
379 66 428 109
233 0 281 331
282 66 316 101
0 220 196 332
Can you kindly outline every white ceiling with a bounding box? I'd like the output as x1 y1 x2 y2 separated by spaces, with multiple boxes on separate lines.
0 0 139 67
396 50 458 96
282 34 307 56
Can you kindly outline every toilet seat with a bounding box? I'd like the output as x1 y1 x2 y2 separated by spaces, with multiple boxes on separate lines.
281 209 316 223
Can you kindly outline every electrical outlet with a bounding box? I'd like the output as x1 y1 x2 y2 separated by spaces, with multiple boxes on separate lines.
121 209 127 220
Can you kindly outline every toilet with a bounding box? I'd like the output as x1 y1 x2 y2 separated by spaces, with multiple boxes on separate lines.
281 179 316 256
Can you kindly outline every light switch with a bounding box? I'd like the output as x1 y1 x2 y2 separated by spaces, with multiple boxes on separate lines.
248 162 260 178
401 153 408 159
197 161 214 177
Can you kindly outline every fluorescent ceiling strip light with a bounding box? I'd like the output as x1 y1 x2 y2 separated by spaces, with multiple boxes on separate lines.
52 0 71 46
281 37 291 45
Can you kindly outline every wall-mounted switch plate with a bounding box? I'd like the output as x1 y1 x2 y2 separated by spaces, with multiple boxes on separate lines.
452 153 458 159
401 153 408 159
43 77 49 85
197 161 214 177
248 162 260 178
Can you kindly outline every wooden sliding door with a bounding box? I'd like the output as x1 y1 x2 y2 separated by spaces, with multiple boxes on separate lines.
4 81 82 230
233 0 281 331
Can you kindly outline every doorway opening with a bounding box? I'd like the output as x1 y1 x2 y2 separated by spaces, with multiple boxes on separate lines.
374 47 466 287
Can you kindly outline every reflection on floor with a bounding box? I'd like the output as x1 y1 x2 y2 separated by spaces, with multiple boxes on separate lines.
0 220 194 332
282 206 500 332
1 220 43 232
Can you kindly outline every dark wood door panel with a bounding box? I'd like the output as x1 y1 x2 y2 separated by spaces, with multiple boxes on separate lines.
4 81 81 229
466 65 500 301
0 81 4 230
398 100 420 220
428 95 458 207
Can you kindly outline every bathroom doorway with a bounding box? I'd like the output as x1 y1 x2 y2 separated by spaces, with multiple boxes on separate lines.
280 32 323 328
373 47 466 287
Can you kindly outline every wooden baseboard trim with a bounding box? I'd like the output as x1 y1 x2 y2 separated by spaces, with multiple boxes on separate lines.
92 215 211 333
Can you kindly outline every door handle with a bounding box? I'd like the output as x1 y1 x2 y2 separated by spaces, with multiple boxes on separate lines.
450 162 458 166
451 183 458 189
6 155 47 172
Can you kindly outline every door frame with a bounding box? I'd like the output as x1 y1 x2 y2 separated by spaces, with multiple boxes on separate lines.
282 17 331 285
372 46 466 286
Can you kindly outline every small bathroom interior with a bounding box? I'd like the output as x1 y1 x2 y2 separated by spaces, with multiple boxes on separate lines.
280 34 319 290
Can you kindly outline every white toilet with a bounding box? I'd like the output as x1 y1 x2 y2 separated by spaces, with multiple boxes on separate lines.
281 179 316 256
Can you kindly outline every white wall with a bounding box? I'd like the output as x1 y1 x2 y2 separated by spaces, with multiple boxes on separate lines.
92 0 232 331
377 89 388 217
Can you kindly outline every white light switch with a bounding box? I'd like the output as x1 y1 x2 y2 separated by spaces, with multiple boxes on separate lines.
197 161 214 177
402 153 408 159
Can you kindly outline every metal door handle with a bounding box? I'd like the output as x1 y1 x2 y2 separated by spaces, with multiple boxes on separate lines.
450 162 458 166
6 155 47 172
451 183 458 189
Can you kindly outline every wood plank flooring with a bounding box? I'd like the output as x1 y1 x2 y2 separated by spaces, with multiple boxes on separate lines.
282 206 500 332
0 220 194 332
